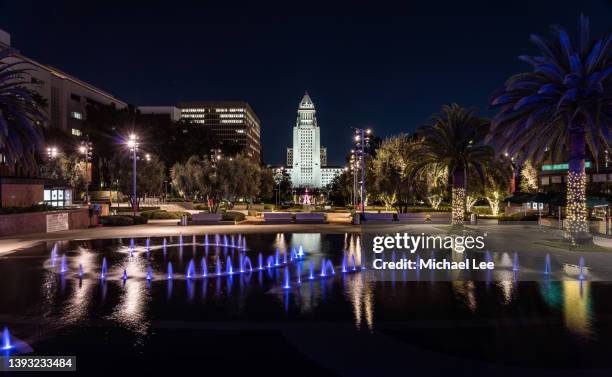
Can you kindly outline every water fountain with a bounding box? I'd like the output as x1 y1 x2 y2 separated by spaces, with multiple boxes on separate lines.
60 255 68 273
226 256 234 275
578 256 586 280
78 264 84 278
192 234 196 246
351 254 357 271
122 269 128 281
512 252 519 272
215 234 220 245
326 260 336 276
297 245 304 259
146 266 153 281
167 262 174 280
283 267 291 289
223 235 228 247
266 256 274 269
320 258 327 277
204 234 209 245
341 252 348 273
239 254 245 273
201 258 208 278
50 244 58 267
186 259 196 279
100 257 108 280
309 261 315 280
544 254 551 275
231 235 235 248
216 257 223 276
275 249 280 266
283 250 288 264
243 256 253 272
1 327 14 351
258 253 263 270
296 264 302 285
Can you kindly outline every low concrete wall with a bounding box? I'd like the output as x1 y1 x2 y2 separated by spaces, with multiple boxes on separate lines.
1 182 44 207
0 208 92 237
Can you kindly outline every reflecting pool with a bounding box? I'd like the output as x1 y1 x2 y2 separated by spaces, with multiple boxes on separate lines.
1 232 611 376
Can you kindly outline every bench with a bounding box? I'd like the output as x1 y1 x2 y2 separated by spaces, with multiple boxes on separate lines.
262 212 293 224
397 213 427 223
191 213 223 225
295 212 326 223
363 212 394 222
428 213 451 224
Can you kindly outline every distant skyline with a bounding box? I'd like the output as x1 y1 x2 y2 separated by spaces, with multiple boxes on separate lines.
0 1 610 165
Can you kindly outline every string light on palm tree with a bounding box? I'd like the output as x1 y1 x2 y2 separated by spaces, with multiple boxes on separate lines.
489 15 610 243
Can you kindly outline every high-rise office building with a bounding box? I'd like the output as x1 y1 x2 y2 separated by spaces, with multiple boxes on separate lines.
177 101 261 162
286 92 342 188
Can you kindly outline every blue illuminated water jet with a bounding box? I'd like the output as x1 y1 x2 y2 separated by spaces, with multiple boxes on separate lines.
258 253 263 270
100 257 108 280
512 252 519 272
201 258 208 278
544 254 551 275
243 256 253 272
297 245 304 259
78 264 84 278
1 327 14 351
309 261 315 280
266 256 274 269
167 262 174 280
60 254 68 273
275 249 280 266
223 235 228 247
204 234 209 245
146 266 153 281
239 254 244 273
320 258 327 277
297 264 302 285
578 256 586 280
283 250 288 264
186 259 196 279
283 267 291 289
341 252 348 273
226 256 234 274
351 254 357 271
122 269 128 281
326 260 335 276
50 244 58 267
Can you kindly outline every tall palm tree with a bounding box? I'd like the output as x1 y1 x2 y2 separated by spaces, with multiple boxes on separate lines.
0 49 44 175
409 104 493 225
488 15 611 241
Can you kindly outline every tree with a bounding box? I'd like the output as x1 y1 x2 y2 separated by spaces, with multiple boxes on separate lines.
326 171 352 206
489 15 611 242
409 104 493 224
0 49 45 178
484 159 513 216
371 135 414 213
520 160 538 193
117 153 165 209
259 167 276 203
39 154 86 199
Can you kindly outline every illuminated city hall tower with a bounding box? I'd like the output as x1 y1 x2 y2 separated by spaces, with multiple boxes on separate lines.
288 92 322 188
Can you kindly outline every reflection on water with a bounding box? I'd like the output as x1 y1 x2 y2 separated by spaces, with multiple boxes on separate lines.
2 231 610 367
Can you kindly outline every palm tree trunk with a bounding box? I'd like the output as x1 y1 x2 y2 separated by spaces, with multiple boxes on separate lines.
451 169 465 225
566 128 590 242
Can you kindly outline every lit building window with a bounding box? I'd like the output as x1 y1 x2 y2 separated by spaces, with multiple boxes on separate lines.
70 111 83 120
71 128 82 136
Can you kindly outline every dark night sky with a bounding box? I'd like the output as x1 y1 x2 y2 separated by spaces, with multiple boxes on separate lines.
0 1 610 165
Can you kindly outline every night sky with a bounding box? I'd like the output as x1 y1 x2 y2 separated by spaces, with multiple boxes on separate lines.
1 1 610 165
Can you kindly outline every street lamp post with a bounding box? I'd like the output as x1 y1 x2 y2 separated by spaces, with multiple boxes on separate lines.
353 128 372 217
127 134 138 216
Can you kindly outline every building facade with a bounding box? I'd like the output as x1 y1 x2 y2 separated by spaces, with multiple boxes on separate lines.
0 29 127 137
285 92 342 188
176 101 261 162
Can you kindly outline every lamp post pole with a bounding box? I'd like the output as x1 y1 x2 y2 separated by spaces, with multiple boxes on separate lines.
360 129 365 217
128 134 138 216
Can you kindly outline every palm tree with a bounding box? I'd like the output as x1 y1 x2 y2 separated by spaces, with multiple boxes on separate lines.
488 15 611 241
409 104 493 225
0 49 44 175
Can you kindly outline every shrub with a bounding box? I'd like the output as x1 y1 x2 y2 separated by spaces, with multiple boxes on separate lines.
141 210 191 220
499 213 540 222
194 204 210 211
263 204 273 210
222 211 246 222
0 204 56 214
101 215 134 226
130 215 148 225
406 206 451 213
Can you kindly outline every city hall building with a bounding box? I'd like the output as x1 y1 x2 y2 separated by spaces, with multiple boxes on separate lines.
286 92 342 188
